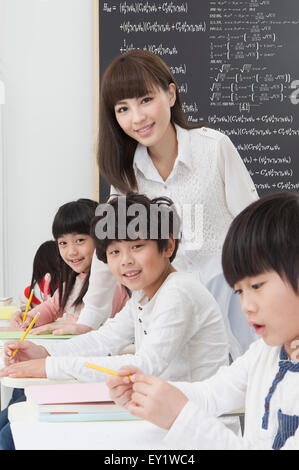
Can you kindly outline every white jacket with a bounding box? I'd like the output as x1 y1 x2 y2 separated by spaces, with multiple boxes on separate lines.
164 339 299 450
45 272 228 383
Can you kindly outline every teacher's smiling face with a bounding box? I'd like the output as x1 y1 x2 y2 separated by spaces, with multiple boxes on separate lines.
114 84 176 151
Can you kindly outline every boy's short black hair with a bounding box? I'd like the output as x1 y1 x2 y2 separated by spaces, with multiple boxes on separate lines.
222 192 299 292
90 192 181 263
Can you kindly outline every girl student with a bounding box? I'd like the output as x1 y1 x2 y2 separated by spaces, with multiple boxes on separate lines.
11 198 128 336
0 197 129 450
82 49 259 359
22 240 60 309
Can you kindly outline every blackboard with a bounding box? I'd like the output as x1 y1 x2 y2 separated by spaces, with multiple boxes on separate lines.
98 0 299 202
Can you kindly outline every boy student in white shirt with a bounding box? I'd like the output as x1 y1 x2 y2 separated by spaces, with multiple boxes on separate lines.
107 192 299 450
0 193 228 385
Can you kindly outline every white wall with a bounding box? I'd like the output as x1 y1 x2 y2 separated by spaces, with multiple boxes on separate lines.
0 0 95 302
0 80 5 295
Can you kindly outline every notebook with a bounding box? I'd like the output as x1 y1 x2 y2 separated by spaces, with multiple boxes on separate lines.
25 381 112 404
0 306 18 320
0 331 73 339
20 382 139 423
2 376 76 389
9 402 141 423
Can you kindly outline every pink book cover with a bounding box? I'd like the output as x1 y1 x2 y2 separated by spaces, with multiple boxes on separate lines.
25 382 112 405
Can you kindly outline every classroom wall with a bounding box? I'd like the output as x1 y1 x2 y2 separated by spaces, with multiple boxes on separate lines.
0 79 4 296
0 0 95 302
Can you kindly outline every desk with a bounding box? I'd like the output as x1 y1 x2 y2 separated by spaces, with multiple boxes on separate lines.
1 377 76 410
11 420 171 450
10 405 245 450
0 339 135 409
0 336 75 409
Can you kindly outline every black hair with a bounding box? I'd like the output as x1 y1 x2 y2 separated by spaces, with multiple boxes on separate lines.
222 192 299 292
52 198 98 314
90 192 181 264
29 240 60 297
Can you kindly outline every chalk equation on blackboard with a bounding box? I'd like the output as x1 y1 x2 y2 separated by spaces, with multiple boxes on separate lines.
208 0 299 110
208 114 293 124
103 2 189 15
243 156 292 164
224 128 299 137
255 182 299 191
119 39 179 55
119 21 206 33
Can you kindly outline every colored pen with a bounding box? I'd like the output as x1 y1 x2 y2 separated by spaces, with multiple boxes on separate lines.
22 289 34 323
12 312 40 357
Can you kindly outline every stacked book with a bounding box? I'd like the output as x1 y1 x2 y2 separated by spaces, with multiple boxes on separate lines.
0 303 18 327
0 297 13 307
8 382 140 423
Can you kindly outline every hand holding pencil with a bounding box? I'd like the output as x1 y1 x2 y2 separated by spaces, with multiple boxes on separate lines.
9 290 35 329
89 364 142 408
11 312 40 357
0 327 48 377
22 289 34 323
2 330 49 367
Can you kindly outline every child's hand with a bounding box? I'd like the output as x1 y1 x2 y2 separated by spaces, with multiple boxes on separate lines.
10 310 37 329
10 310 26 328
106 365 142 408
0 359 47 378
3 340 49 366
31 322 92 336
128 374 188 430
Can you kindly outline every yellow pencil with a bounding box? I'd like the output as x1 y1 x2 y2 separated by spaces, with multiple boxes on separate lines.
86 362 132 380
22 289 34 323
12 312 40 357
86 363 119 376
